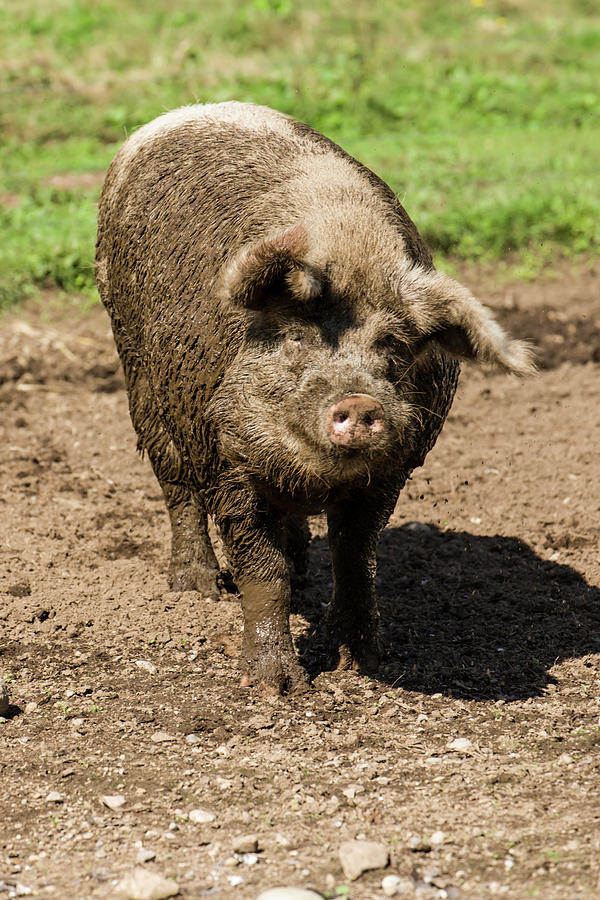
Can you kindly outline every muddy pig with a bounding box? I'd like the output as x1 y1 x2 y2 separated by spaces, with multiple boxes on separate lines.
95 102 533 693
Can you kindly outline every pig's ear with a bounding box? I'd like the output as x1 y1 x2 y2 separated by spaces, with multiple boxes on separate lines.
402 268 536 376
220 225 322 310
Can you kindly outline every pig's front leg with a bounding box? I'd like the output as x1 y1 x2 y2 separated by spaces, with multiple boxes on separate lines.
212 485 308 694
326 485 399 674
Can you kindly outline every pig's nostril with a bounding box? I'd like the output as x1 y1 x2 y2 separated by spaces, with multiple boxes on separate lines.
335 412 349 424
363 414 373 427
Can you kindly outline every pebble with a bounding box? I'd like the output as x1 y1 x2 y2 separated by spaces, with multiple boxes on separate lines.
338 840 389 881
256 890 324 900
151 732 176 743
101 794 126 811
408 836 431 852
188 808 215 824
430 831 446 847
45 791 64 803
446 737 473 752
185 734 200 745
115 867 180 899
135 660 158 675
275 834 295 849
422 866 441 883
136 847 156 864
381 874 412 896
0 678 9 714
405 521 432 534
233 834 259 854
135 659 157 675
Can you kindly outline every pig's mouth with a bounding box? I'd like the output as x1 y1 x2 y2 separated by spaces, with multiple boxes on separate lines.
208 379 411 493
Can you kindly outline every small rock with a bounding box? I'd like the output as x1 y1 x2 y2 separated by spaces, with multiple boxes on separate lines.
275 833 295 849
188 808 215 824
405 521 432 534
256 890 324 900
338 840 389 881
342 784 360 800
430 831 446 847
224 856 239 867
0 678 10 714
381 874 401 896
116 867 179 899
93 867 113 882
135 660 158 675
45 791 64 803
151 732 176 743
446 737 473 753
233 834 259 854
185 734 200 745
101 794 126 811
557 752 574 765
227 874 244 886
136 847 156 864
381 874 412 896
422 866 441 884
408 836 431 853
241 853 259 866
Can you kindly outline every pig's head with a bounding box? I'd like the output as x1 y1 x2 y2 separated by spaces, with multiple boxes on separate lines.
210 225 534 495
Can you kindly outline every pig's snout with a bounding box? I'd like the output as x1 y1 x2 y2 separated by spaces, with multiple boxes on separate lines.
325 393 386 449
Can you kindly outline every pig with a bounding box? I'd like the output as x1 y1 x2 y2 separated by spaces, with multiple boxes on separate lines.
95 102 533 693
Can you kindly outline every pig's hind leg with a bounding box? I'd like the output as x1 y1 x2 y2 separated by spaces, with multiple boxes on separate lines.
161 482 221 596
125 363 221 597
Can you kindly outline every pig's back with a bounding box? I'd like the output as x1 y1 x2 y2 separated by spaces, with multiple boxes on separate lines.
96 103 430 317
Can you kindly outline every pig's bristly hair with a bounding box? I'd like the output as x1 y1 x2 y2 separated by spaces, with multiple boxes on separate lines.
221 225 322 310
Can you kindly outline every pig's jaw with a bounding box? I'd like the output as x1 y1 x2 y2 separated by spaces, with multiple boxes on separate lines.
212 403 414 500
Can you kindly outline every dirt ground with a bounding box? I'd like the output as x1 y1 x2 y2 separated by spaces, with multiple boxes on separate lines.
1 260 599 900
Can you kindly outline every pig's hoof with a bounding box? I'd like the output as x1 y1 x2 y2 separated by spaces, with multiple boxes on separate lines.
240 655 310 696
332 642 380 675
168 564 221 598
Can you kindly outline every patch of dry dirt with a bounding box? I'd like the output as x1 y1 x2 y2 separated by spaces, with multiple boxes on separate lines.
1 262 599 899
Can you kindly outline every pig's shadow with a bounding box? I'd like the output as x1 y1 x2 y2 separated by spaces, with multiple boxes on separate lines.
294 523 600 700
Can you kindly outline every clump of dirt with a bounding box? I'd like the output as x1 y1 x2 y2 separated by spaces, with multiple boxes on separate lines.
1 263 599 899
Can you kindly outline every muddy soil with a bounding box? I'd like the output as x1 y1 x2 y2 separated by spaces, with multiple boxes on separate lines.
1 261 599 900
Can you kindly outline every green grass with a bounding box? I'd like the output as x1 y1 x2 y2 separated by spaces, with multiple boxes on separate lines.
1 0 599 307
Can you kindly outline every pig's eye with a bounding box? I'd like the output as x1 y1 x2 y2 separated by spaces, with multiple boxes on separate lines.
287 332 305 346
375 336 400 357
